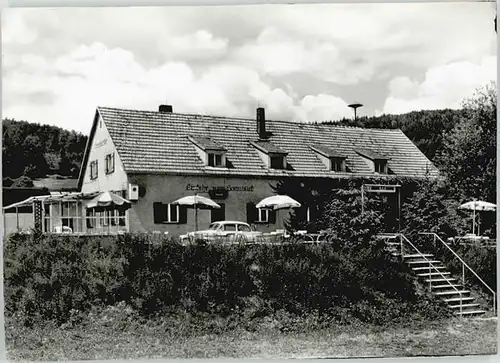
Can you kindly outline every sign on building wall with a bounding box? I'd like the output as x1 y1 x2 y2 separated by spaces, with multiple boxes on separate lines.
186 184 254 193
95 138 108 148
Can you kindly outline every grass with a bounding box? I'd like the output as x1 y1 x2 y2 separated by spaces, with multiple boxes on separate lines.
5 311 497 360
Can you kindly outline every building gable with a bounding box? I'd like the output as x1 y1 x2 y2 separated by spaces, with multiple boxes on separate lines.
78 110 129 195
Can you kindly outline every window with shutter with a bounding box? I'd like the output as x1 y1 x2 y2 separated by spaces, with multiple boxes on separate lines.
105 153 115 174
211 203 225 222
268 210 276 224
246 202 257 223
256 208 269 223
90 160 98 180
178 206 188 224
295 206 307 223
153 202 166 224
153 203 179 223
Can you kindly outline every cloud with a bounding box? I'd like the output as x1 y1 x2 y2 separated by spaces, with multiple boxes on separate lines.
297 94 352 122
1 10 38 44
234 26 374 85
159 30 229 60
2 3 496 130
3 41 353 133
380 56 497 115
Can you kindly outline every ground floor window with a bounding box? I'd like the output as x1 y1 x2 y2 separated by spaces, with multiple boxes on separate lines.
257 208 269 223
153 202 185 224
246 202 276 224
85 209 127 230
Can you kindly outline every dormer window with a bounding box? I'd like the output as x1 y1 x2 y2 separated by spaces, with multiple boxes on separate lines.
188 135 227 168
208 153 223 167
250 140 288 170
270 154 285 169
374 160 388 174
331 157 345 172
355 149 390 175
311 145 347 172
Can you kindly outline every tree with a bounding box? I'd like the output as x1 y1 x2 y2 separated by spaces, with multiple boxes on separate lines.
22 135 49 178
401 177 469 239
2 118 88 179
320 185 386 249
435 82 496 203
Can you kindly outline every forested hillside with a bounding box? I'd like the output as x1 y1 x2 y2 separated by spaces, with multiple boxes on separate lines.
324 108 465 162
2 119 88 187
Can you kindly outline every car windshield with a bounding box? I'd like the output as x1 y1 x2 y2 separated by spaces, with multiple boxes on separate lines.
208 223 220 230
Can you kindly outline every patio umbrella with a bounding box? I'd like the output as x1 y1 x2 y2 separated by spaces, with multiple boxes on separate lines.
256 195 301 210
86 191 131 212
459 200 496 235
256 195 301 229
171 194 220 236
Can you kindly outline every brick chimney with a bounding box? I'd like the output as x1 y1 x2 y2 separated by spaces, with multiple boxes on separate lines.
159 104 173 113
257 107 266 139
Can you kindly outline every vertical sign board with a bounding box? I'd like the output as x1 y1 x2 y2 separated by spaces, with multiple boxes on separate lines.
33 200 42 231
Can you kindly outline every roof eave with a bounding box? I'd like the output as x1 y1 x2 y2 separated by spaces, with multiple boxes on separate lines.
310 146 345 159
77 108 101 191
187 135 227 152
249 140 288 155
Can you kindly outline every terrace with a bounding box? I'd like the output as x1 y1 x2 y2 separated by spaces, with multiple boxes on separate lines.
2 191 129 235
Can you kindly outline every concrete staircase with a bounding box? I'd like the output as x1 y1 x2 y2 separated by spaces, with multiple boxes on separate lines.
384 237 486 317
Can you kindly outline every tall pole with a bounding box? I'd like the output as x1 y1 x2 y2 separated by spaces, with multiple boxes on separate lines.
397 186 401 233
348 103 363 122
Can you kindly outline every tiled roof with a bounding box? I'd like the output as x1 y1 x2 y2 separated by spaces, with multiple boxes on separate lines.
93 106 439 179
250 140 288 155
188 135 227 151
311 145 345 159
355 148 389 160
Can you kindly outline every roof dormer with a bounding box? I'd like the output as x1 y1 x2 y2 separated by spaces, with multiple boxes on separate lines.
310 145 348 172
188 136 228 168
355 148 390 174
250 140 288 170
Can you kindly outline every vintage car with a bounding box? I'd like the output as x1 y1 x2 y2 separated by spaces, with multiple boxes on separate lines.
180 220 263 244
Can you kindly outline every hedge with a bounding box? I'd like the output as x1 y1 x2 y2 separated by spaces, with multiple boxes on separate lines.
3 230 451 327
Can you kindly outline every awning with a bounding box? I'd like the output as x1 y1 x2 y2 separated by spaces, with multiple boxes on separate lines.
2 192 99 211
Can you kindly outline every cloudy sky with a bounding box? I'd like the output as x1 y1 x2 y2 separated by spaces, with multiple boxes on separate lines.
2 2 497 134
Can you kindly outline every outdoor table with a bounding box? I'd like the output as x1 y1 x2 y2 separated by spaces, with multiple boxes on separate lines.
453 235 496 248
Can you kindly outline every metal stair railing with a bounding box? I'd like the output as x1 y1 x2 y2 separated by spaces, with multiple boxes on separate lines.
419 232 496 316
397 233 465 317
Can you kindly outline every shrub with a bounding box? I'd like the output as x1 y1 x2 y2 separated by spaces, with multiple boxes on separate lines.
4 232 448 327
